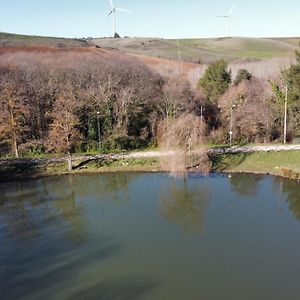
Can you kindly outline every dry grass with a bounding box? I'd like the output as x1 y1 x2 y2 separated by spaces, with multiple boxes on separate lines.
229 57 295 81
128 53 199 80
188 56 295 87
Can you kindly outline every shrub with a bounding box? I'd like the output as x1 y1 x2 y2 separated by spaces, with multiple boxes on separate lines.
101 135 148 151
18 141 45 156
234 69 252 85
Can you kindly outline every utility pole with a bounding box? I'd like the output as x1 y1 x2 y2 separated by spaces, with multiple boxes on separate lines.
229 104 236 147
283 84 288 144
97 111 101 151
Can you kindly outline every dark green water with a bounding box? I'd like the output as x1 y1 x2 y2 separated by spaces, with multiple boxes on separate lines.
1 173 300 300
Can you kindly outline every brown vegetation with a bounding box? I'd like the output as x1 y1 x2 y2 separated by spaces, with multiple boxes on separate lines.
0 49 164 158
158 114 209 174
0 42 299 171
219 78 274 143
129 53 199 80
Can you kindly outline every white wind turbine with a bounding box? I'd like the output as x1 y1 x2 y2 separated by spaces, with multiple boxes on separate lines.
107 0 131 38
217 3 236 37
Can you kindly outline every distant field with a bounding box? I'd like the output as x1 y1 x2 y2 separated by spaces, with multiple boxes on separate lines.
0 32 89 48
1 32 299 76
93 37 300 63
1 32 299 63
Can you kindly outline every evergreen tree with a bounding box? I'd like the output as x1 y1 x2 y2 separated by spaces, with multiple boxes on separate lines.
198 60 231 104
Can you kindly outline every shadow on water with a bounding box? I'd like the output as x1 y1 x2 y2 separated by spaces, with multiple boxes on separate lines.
273 177 300 220
1 236 121 300
160 175 210 234
0 173 140 244
0 176 87 243
229 173 262 198
68 277 158 300
0 173 159 300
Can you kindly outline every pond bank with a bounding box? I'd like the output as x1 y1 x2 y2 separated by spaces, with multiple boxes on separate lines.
1 147 300 182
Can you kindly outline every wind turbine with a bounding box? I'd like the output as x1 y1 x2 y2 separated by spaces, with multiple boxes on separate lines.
217 3 236 37
107 0 131 38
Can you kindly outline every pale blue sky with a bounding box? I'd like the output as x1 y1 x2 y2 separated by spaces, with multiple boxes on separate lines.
0 0 299 38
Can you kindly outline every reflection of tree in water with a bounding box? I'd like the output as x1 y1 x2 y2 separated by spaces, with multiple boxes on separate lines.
0 175 158 300
82 173 138 205
51 176 86 243
273 177 300 221
0 176 86 243
161 177 210 233
229 174 262 198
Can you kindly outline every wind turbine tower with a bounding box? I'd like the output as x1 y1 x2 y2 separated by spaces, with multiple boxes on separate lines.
218 3 236 37
107 0 131 38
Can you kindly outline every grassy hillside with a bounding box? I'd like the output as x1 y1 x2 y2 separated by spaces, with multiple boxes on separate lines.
1 32 299 63
0 32 89 48
93 37 300 63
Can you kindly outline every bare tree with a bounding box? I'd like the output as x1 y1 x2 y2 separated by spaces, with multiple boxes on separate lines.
159 77 194 119
158 114 208 174
46 88 82 171
0 79 29 157
219 78 274 143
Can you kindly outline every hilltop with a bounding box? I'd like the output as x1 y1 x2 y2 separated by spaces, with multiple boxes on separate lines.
0 32 89 48
92 37 300 63
1 32 299 64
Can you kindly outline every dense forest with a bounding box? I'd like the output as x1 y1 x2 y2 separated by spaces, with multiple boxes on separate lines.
0 47 299 158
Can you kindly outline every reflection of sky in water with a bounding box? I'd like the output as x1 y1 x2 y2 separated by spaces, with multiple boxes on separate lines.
0 173 300 300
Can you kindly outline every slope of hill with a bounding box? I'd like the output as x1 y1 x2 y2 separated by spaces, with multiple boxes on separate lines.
0 33 200 80
1 32 298 80
1 32 299 63
92 37 300 63
0 32 89 48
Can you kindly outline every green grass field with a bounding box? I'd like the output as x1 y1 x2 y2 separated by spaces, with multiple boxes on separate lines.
93 36 300 63
212 151 300 179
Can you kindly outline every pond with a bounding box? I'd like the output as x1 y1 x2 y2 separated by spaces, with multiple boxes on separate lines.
0 173 300 300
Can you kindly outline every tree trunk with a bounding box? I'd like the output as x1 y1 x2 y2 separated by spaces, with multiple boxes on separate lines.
67 152 73 172
13 131 19 158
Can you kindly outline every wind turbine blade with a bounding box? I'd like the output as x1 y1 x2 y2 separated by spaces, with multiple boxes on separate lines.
115 8 132 13
109 0 114 9
228 3 236 16
216 15 228 18
107 9 114 17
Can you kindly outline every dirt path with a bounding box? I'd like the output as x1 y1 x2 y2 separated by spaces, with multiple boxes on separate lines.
1 145 299 167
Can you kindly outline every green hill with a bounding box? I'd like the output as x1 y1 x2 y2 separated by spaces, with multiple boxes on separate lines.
92 37 300 63
1 32 299 63
0 32 89 48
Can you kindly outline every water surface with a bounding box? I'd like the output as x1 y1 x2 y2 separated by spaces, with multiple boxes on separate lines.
1 173 300 300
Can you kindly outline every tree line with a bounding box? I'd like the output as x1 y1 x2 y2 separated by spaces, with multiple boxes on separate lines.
0 47 299 158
